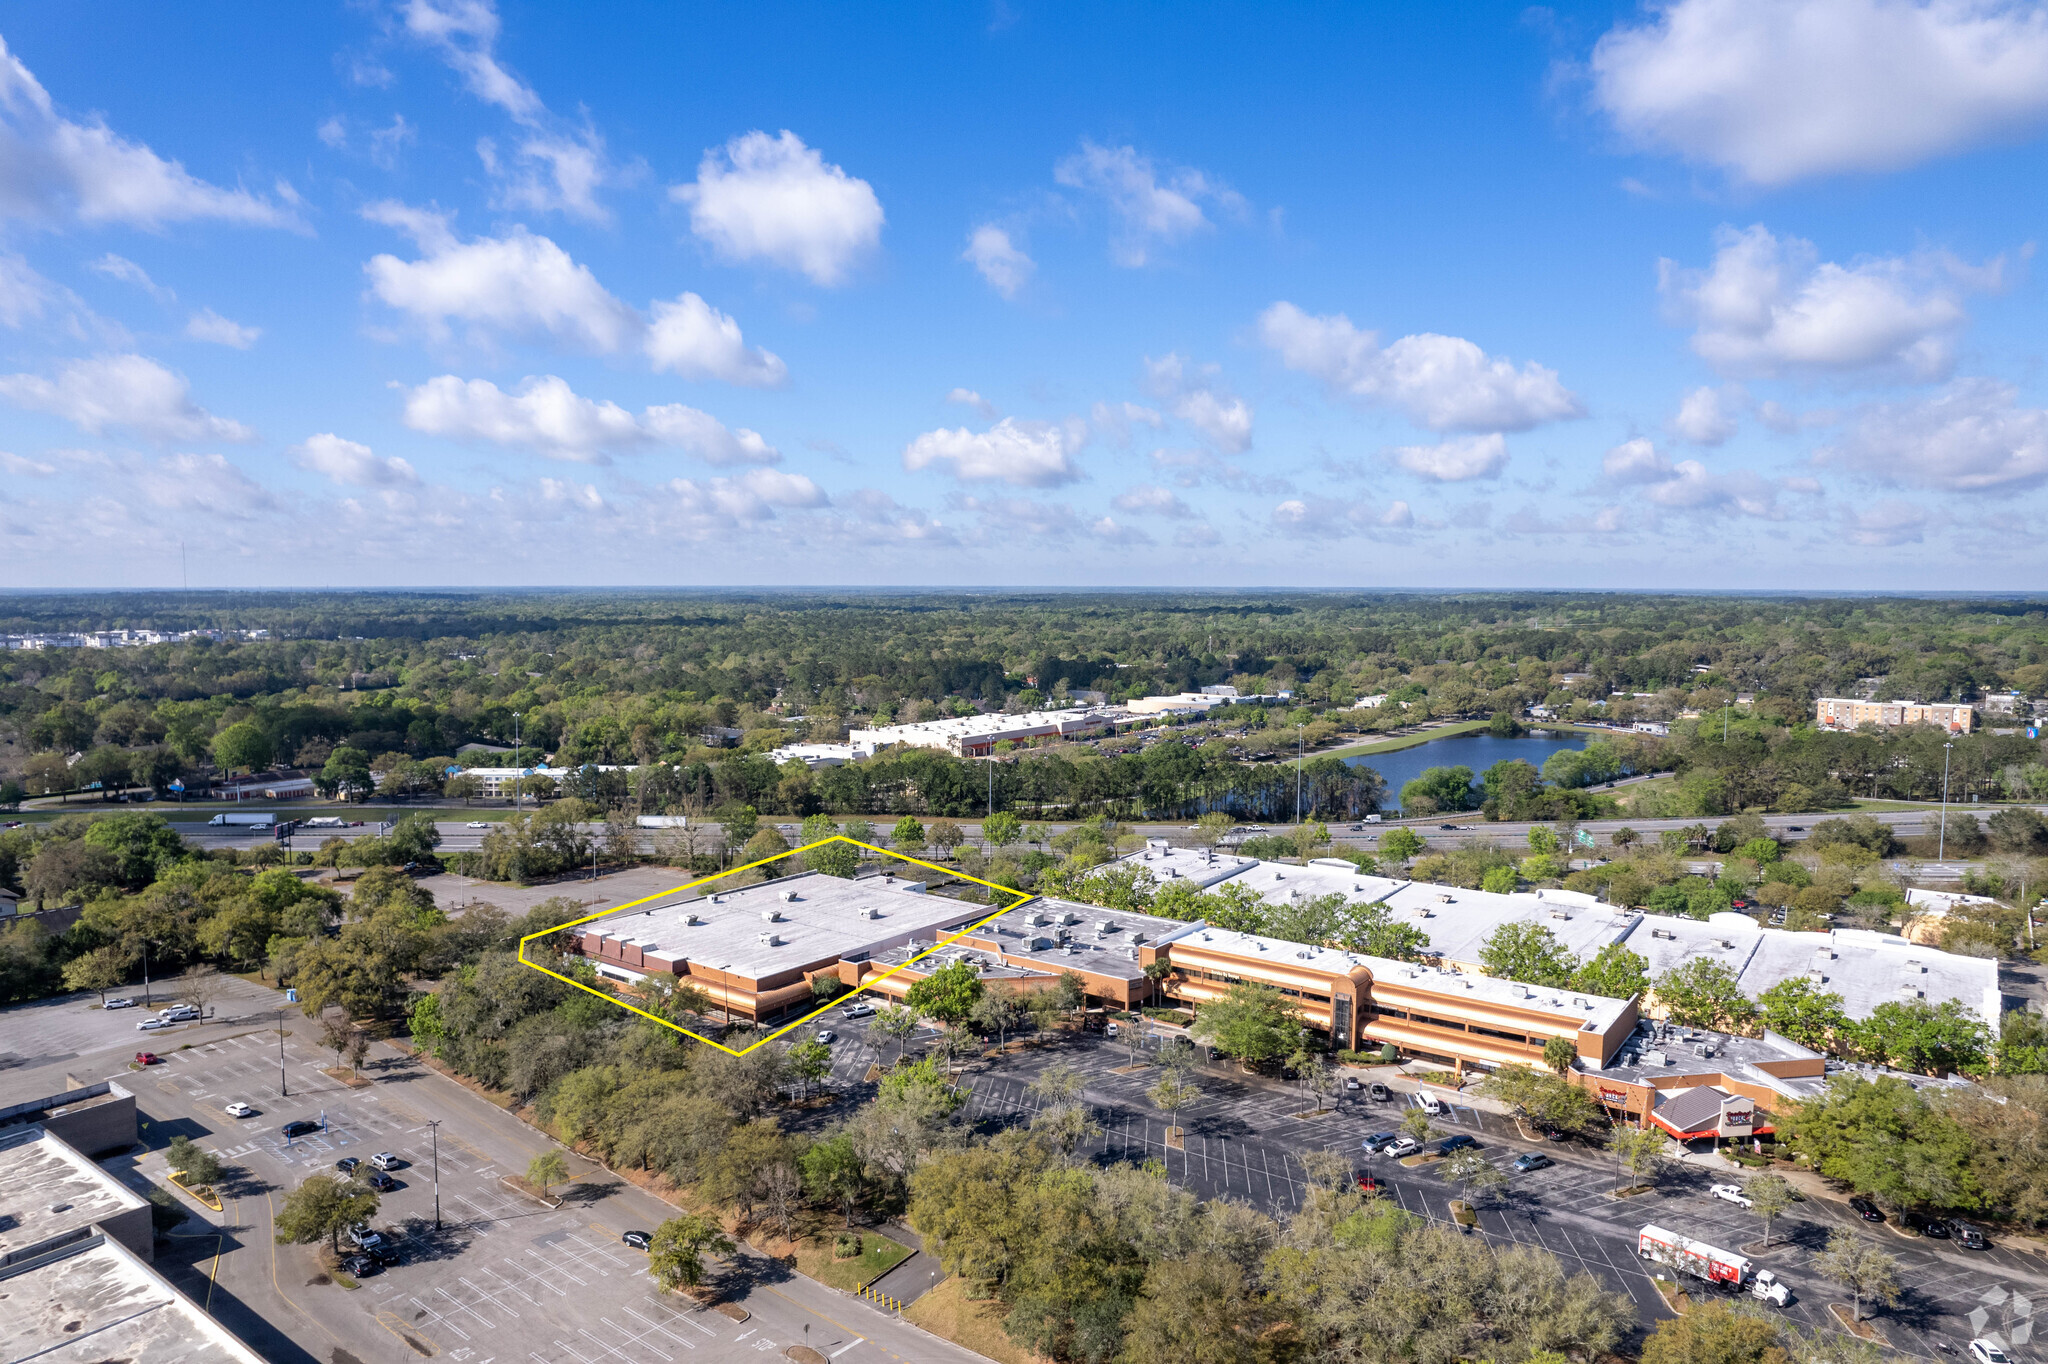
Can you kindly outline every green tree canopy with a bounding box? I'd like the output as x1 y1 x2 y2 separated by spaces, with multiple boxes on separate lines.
1479 922 1579 988
1190 981 1304 1065
904 959 985 1026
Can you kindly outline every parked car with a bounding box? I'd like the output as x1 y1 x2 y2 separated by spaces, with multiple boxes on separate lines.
103 997 136 1010
340 1254 381 1278
370 1152 402 1171
466 821 489 829
1900 1210 1948 1238
347 1224 384 1249
281 1119 320 1138
1970 1341 2011 1364
223 1101 255 1118
1385 1136 1422 1158
133 1051 161 1066
621 1229 652 1250
335 1156 361 1175
843 1002 876 1019
366 1171 398 1192
1848 1197 1885 1222
1366 1082 1394 1102
367 1243 402 1266
1710 1183 1754 1208
1355 1172 1381 1195
135 1018 172 1032
1417 1093 1446 1116
1360 1133 1399 1154
1436 1134 1476 1156
815 1030 837 1045
1343 1076 1362 1092
1511 1152 1553 1173
157 1005 200 1022
1952 1221 1989 1249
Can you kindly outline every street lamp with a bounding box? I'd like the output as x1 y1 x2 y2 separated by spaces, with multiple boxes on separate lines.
511 711 523 815
276 1009 288 1098
1295 724 1305 828
1939 741 1955 861
426 1119 442 1229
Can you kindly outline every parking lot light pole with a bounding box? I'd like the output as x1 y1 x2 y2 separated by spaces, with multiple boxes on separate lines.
427 1120 442 1229
1939 741 1954 860
277 1009 288 1098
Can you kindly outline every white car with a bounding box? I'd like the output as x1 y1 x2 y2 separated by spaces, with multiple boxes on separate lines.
1385 1136 1422 1158
843 1003 876 1019
816 1030 837 1045
223 1102 256 1118
135 1018 172 1032
103 997 136 1009
157 1005 200 1022
467 821 489 829
369 1152 401 1171
1710 1183 1754 1208
1970 1342 2011 1364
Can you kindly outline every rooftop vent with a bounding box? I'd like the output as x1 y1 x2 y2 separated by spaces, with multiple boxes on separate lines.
1719 938 1735 949
779 890 798 903
1436 893 1454 904
710 894 724 905
860 907 879 920
762 909 783 923
684 912 701 925
1651 927 1675 940
1127 948 1140 961
1131 933 1147 946
1808 969 1827 982
1098 920 1116 932
759 932 781 946
1549 910 1570 920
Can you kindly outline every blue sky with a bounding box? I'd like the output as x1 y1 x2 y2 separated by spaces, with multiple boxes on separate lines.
4 0 2048 588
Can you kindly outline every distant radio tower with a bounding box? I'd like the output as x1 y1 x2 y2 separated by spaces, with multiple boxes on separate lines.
181 540 188 590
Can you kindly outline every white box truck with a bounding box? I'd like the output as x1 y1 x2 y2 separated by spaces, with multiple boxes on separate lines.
1637 1224 1788 1303
207 812 275 827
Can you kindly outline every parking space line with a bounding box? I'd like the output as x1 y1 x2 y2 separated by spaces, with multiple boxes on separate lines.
411 1294 472 1343
437 1284 497 1332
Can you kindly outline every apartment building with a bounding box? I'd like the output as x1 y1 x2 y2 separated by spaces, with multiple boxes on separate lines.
1815 697 1975 733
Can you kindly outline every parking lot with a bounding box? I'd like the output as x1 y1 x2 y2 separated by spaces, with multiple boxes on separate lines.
813 1010 2048 1358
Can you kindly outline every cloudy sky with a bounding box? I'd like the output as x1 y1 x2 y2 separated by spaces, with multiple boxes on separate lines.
4 1 2048 588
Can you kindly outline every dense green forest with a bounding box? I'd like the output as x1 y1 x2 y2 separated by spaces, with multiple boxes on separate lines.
3 590 2046 821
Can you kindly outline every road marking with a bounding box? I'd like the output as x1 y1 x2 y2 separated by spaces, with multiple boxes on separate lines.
831 1342 863 1357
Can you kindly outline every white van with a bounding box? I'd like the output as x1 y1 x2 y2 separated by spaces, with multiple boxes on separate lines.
1417 1092 1445 1116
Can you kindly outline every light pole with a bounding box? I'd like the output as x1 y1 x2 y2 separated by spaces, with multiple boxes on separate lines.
140 940 153 1009
427 1120 441 1229
276 1009 288 1098
1295 724 1305 829
512 711 523 815
1939 741 1954 860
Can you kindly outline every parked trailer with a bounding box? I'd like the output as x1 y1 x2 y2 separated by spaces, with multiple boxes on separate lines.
1637 1224 1752 1288
206 812 275 827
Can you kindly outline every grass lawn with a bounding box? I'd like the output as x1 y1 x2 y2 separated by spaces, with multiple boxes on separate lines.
792 1230 912 1293
1315 720 1490 761
903 1278 1038 1364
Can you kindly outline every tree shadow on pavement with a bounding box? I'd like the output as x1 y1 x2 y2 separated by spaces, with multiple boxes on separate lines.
391 1215 475 1263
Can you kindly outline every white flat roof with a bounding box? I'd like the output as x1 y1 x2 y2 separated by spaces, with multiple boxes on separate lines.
0 1236 266 1364
1217 857 1410 905
0 1127 147 1256
1112 843 1261 888
579 871 1000 982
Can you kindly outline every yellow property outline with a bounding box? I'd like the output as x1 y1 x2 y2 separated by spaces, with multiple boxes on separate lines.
516 835 1034 1056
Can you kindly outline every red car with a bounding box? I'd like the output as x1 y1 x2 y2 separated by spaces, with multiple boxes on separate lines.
134 1051 162 1066
1356 1172 1381 1195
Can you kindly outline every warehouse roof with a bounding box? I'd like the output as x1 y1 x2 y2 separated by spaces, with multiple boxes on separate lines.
0 1125 146 1256
960 898 1188 980
578 871 1002 982
0 1235 266 1364
1114 842 1261 888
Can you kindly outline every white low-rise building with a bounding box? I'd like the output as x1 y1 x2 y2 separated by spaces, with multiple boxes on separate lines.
766 742 874 769
850 707 1117 757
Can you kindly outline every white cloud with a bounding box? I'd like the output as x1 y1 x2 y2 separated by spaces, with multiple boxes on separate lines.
1175 522 1223 548
963 224 1033 298
1501 505 1632 536
185 308 260 349
1590 0 2048 185
1672 385 1739 444
1818 378 2048 491
1089 400 1164 446
0 451 55 476
1639 460 1789 517
1054 140 1241 267
370 115 416 170
317 116 348 150
0 353 252 441
902 417 1085 487
1144 353 1253 453
402 1 615 220
1660 225 1982 380
672 130 883 286
0 253 122 343
1112 484 1192 518
643 292 787 387
1602 437 1674 484
363 213 639 352
946 493 1084 540
664 468 827 524
401 374 780 465
1269 497 1413 539
1258 302 1582 432
946 388 998 419
135 453 277 518
87 253 173 302
0 36 292 229
1845 500 1932 546
291 433 420 487
1391 433 1509 482
1090 516 1153 546
1380 500 1415 528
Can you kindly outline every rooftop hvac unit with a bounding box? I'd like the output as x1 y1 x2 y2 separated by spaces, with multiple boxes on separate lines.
1436 893 1454 903
1719 938 1735 949
1651 927 1674 940
710 894 724 905
1900 982 1923 996
1029 912 1050 926
779 890 798 903
1098 920 1115 932
1131 933 1147 946
860 907 879 920
1807 969 1826 982
684 913 701 925
1126 948 1139 960
1065 944 1080 954
1273 871 1285 881
759 932 781 946
762 909 783 922
1642 1049 1668 1066
1063 912 1082 925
